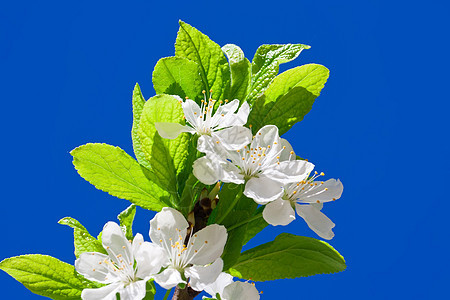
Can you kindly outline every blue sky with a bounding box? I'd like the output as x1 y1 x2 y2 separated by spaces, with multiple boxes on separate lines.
1 0 449 299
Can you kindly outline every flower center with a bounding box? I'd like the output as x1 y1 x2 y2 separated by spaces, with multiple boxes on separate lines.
284 171 327 204
233 142 287 181
157 226 209 271
184 90 230 135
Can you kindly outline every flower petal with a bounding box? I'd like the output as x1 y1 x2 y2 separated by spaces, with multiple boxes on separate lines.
222 281 260 300
204 272 234 298
295 203 335 240
251 125 279 150
279 138 295 161
131 233 144 255
75 252 118 284
220 160 245 184
185 258 223 291
119 280 146 300
300 179 344 203
197 135 229 159
154 267 186 290
187 225 227 266
263 160 314 184
149 207 189 247
182 99 202 128
193 156 221 185
263 198 296 226
101 222 133 267
135 242 168 279
81 282 122 300
234 101 250 126
216 101 250 128
155 122 194 139
243 177 283 204
215 99 240 117
212 126 252 150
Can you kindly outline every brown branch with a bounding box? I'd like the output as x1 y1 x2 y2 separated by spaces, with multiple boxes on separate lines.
172 286 201 300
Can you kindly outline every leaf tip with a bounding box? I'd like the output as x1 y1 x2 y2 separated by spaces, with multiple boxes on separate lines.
57 217 70 225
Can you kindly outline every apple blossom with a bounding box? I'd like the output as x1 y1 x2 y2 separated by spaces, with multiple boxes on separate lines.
263 171 343 240
149 207 227 291
75 222 165 300
193 125 315 204
155 94 251 150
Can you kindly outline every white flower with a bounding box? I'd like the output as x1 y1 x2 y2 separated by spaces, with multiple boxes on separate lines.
75 222 165 300
203 273 260 300
155 95 251 150
263 171 344 240
193 125 315 204
149 207 227 291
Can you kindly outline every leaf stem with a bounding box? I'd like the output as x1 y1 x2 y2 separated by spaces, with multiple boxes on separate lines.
228 213 263 231
163 288 172 300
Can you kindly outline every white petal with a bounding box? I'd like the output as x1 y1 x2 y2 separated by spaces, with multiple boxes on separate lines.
185 258 223 291
119 280 146 300
135 242 167 279
263 160 314 184
197 135 230 159
212 126 252 150
295 204 335 240
195 136 245 184
149 208 189 247
263 198 296 226
234 101 250 126
300 179 344 203
251 125 279 150
81 282 122 300
220 161 245 184
217 101 250 128
204 272 234 297
243 177 283 204
187 225 227 266
131 233 144 254
154 267 186 290
75 252 118 284
193 156 221 185
182 99 202 128
101 222 134 267
222 281 260 300
215 99 240 117
279 138 295 161
155 122 194 139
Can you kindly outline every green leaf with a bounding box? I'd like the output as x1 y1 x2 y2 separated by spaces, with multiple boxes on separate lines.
222 44 251 101
179 173 204 215
118 204 136 240
132 83 150 169
229 233 346 281
246 44 310 103
143 280 156 300
0 254 98 299
138 94 190 205
175 20 230 100
248 64 329 135
152 57 203 101
214 184 257 270
71 143 168 211
58 217 106 258
242 208 268 246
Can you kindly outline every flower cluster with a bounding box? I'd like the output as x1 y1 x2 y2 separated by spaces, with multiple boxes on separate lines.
157 94 344 239
75 208 260 300
75 94 343 299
